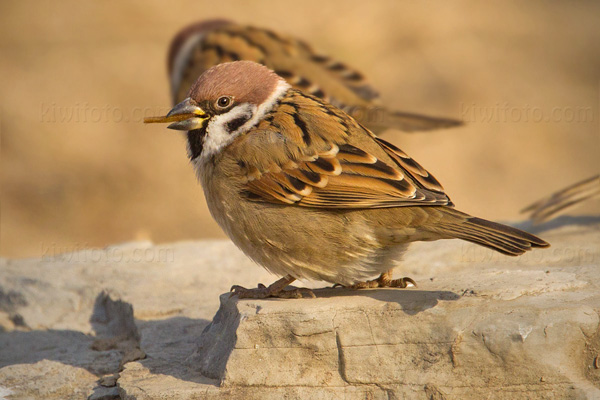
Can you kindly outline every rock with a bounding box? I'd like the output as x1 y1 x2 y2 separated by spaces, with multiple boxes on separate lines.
0 323 122 376
0 291 142 397
88 386 121 400
0 240 279 400
91 292 139 344
98 373 119 387
187 287 597 398
0 360 96 400
1 220 599 399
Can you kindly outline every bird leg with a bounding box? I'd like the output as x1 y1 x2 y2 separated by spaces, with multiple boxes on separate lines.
230 275 316 299
334 269 417 289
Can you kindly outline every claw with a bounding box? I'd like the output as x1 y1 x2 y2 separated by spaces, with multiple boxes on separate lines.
294 287 317 298
230 284 245 298
228 275 316 299
342 271 417 290
391 277 417 288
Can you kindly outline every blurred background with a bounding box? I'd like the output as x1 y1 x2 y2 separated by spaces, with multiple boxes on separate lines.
1 0 598 258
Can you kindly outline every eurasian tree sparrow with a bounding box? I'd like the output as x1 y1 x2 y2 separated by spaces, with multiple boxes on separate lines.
167 19 462 134
146 61 549 299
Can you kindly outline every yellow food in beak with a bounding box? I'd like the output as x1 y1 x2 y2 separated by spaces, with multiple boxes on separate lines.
143 113 198 124
144 97 208 131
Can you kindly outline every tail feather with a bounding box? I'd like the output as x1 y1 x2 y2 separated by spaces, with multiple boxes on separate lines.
373 109 463 132
434 210 550 256
439 224 532 256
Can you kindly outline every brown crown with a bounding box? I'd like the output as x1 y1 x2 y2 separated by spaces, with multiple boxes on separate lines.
188 61 284 106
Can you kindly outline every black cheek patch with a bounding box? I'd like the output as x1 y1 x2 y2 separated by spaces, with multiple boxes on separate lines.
187 128 206 160
226 114 251 133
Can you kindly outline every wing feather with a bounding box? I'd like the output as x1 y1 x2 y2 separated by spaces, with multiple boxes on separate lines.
233 90 452 209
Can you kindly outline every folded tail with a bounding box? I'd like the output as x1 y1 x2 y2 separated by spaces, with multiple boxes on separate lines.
433 209 550 256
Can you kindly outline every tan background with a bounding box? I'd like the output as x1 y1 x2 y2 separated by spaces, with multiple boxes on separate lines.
1 0 599 258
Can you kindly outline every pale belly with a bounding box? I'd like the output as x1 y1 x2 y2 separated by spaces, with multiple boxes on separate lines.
202 176 409 285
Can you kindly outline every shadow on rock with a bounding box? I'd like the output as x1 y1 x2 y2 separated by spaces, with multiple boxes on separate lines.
309 286 460 315
360 289 460 315
0 292 142 377
134 316 214 384
0 289 214 388
0 328 121 376
0 291 150 398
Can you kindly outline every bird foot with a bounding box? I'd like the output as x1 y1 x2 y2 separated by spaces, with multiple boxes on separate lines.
333 271 417 290
230 275 316 299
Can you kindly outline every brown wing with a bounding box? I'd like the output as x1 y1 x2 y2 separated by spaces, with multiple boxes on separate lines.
175 22 379 105
171 21 462 132
231 90 452 209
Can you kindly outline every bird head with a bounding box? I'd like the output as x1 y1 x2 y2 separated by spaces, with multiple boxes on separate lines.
146 61 290 161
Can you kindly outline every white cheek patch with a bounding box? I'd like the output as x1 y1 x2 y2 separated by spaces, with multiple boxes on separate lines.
201 103 256 162
198 79 292 164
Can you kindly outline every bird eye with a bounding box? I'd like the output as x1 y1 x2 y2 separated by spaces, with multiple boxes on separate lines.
216 96 232 109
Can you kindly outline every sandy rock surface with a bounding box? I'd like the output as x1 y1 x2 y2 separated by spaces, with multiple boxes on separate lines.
1 219 599 399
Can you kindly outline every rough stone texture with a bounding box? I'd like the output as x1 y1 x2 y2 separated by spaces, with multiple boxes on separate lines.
1 219 599 399
190 288 597 399
0 360 97 400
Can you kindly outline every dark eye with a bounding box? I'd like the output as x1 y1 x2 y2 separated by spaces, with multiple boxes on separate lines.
216 96 232 109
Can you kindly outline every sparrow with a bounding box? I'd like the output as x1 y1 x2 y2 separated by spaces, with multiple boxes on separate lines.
521 174 600 224
167 19 462 133
145 61 549 299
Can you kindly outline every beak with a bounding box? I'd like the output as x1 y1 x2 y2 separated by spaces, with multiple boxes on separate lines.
144 98 208 130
